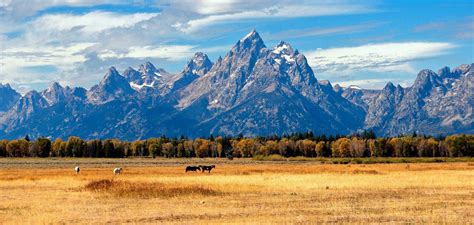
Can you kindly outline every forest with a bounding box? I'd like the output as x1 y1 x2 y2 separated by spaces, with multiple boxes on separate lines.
0 132 472 158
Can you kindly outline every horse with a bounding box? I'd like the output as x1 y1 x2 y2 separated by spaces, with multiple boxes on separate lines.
185 166 201 172
199 165 216 173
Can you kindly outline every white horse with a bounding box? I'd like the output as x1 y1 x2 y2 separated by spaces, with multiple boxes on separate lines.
74 166 80 175
113 167 123 175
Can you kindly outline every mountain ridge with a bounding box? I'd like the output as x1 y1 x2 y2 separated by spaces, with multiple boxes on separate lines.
0 30 472 140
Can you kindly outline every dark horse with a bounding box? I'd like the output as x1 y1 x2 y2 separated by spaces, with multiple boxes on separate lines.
199 165 216 173
185 166 201 172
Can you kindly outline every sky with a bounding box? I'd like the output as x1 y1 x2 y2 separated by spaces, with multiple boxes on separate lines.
0 0 473 93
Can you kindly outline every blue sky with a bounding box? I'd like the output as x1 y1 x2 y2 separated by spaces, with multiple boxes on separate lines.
1 0 472 93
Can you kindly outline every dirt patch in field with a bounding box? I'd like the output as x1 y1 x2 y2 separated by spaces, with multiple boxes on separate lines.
84 179 220 199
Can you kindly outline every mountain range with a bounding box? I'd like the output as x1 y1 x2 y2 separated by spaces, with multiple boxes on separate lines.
0 30 472 140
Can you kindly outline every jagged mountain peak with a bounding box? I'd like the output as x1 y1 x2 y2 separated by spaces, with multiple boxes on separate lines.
123 66 136 73
105 66 120 76
437 64 472 80
183 52 213 76
199 30 268 82
0 83 21 112
175 29 363 135
99 66 125 87
413 69 439 87
122 67 141 81
383 82 396 91
191 52 211 65
42 82 67 105
162 53 214 94
124 61 171 91
139 61 170 78
139 61 157 74
418 69 437 76
47 82 63 91
44 82 66 96
233 29 266 53
192 52 207 59
101 67 125 85
438 66 451 78
271 41 297 64
87 67 134 104
240 29 260 42
453 63 472 74
273 41 295 54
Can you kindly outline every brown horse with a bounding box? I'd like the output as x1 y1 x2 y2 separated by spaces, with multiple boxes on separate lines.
199 165 215 173
185 166 201 172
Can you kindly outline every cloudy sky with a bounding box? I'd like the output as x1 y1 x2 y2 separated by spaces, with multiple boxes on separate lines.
1 0 472 93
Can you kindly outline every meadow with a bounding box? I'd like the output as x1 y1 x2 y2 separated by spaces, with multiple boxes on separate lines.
0 158 472 224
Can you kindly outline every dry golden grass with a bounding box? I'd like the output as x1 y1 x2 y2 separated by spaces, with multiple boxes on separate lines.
0 159 472 224
84 179 219 198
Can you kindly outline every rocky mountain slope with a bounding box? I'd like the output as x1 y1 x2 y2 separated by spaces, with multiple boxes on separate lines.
0 30 471 140
339 64 473 136
0 84 20 114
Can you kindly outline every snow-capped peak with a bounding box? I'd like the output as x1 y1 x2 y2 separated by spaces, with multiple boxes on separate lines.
272 41 296 64
273 41 294 55
182 52 213 77
125 61 170 90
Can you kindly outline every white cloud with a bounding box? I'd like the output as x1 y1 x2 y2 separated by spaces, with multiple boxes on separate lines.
191 0 240 15
31 11 159 34
0 9 166 91
98 45 197 61
0 43 96 90
175 3 373 33
169 0 259 15
334 78 413 89
2 43 96 70
306 42 457 74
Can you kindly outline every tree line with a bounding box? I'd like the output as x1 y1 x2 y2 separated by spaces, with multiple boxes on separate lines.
0 132 472 158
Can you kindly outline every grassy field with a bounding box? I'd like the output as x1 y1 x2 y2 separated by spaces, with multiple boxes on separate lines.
0 158 472 224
